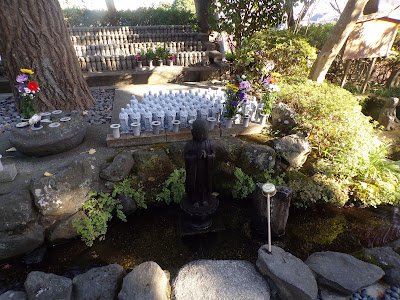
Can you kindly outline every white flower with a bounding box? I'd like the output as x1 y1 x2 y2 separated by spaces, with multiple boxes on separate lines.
241 75 246 79
29 114 41 125
24 87 30 93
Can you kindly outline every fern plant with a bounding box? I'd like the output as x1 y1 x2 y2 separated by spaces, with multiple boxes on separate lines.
112 178 147 209
232 167 256 199
156 169 186 205
72 190 126 247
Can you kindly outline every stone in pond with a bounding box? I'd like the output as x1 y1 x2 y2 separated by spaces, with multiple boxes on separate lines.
24 271 72 300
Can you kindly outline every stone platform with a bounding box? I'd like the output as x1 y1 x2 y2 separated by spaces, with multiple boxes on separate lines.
106 122 264 147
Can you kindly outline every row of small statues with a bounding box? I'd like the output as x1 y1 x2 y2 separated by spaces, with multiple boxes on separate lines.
118 88 265 133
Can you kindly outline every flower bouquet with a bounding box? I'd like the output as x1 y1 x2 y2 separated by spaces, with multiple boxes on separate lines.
166 49 176 66
224 75 251 120
260 73 280 117
135 48 145 62
155 44 166 63
15 68 40 119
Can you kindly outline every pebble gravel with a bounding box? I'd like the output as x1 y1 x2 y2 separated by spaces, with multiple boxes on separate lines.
0 88 114 133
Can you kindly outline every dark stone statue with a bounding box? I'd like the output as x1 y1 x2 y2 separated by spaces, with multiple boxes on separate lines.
184 119 215 207
180 119 219 230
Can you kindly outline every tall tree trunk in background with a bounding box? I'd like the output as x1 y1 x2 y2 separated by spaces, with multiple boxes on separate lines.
105 0 118 26
194 0 214 33
0 0 94 111
308 0 369 83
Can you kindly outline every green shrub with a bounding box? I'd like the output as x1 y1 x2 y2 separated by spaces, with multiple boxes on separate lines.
297 23 335 50
156 169 186 205
233 29 317 92
72 191 126 247
112 178 147 209
277 77 400 207
232 167 256 200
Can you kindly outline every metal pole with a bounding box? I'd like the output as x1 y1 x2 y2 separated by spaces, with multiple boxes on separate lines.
267 193 271 253
0 154 3 172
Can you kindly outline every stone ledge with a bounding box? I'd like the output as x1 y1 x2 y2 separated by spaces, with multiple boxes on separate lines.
106 122 265 147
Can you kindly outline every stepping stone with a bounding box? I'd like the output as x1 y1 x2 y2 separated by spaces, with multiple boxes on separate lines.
172 260 270 300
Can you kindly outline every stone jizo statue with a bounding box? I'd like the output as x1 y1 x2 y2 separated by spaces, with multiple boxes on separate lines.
184 119 215 208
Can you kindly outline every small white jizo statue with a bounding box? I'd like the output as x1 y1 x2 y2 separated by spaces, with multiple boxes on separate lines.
143 109 153 131
119 108 129 133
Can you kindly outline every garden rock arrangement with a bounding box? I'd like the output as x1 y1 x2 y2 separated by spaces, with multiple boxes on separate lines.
2 244 400 300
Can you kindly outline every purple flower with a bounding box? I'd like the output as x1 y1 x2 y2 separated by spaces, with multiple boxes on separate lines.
239 80 251 91
239 91 248 101
231 100 237 105
16 74 28 83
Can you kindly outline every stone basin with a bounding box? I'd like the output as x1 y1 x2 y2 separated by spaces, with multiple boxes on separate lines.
8 115 88 157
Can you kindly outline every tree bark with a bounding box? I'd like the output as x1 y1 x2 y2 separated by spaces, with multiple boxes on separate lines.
0 0 94 111
105 0 118 26
194 0 214 33
308 0 369 83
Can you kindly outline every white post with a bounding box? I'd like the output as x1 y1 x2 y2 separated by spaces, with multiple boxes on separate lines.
262 183 276 253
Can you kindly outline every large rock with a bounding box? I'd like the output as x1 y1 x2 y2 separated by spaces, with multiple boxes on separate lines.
30 158 99 217
24 271 72 300
362 247 400 286
271 102 297 134
118 261 170 300
256 245 317 300
273 134 311 168
72 264 126 300
0 222 44 260
0 190 37 232
9 115 88 157
173 260 270 300
252 184 292 237
241 144 276 172
99 151 134 182
213 140 231 162
168 142 185 167
378 97 400 131
47 211 86 244
305 251 385 295
0 291 27 300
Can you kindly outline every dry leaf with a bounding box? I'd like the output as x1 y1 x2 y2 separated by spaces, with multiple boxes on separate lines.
88 148 96 155
148 177 155 182
211 192 219 196
149 148 154 151
231 134 237 137
6 147 16 152
4 123 9 127
44 172 53 177
82 110 88 115
214 137 221 140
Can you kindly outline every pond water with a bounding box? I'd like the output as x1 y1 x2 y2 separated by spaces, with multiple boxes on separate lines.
1 199 399 294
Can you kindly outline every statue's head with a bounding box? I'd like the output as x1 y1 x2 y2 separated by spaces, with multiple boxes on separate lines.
192 119 208 142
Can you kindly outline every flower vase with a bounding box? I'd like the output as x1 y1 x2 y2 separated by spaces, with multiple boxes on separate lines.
152 121 161 135
137 61 143 69
149 60 154 69
259 113 268 126
225 118 233 129
172 120 180 133
188 119 195 130
131 122 141 137
207 117 216 130
158 60 163 67
168 59 174 67
243 114 251 128
110 124 121 138
33 121 41 128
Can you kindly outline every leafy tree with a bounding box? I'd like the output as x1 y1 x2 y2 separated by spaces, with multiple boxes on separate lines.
210 0 284 49
172 0 196 13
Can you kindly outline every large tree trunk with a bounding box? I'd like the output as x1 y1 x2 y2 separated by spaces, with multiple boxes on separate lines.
308 0 369 83
105 0 118 26
194 0 214 33
0 0 94 111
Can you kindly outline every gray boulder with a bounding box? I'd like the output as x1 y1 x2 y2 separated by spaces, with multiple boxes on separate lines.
0 190 37 232
118 261 170 300
168 142 185 167
252 184 292 237
24 271 72 300
256 245 317 300
271 102 297 134
305 251 385 295
47 211 86 244
273 134 311 168
241 144 276 171
363 247 400 286
173 260 270 300
9 115 87 157
30 158 99 217
72 264 126 300
0 291 27 300
0 222 44 260
213 140 231 162
99 151 134 182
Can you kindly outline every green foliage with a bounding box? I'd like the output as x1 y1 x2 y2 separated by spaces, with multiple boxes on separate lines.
232 167 256 199
172 0 196 13
297 23 335 50
260 93 275 116
156 169 186 205
146 48 155 61
112 178 147 209
72 190 126 247
62 7 198 28
277 77 400 207
263 169 286 186
155 44 167 60
210 0 284 47
234 29 317 92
